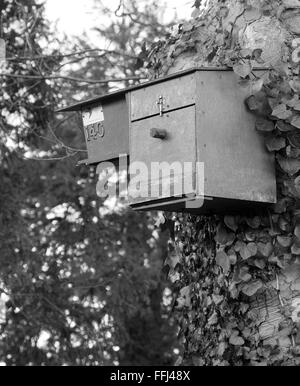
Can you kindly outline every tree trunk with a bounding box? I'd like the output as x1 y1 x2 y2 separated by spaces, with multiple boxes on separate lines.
149 0 300 366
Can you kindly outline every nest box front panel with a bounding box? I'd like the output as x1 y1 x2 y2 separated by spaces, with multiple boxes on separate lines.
129 106 197 205
82 96 129 164
130 73 196 121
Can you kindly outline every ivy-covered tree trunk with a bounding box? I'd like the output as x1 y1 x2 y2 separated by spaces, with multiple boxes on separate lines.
149 0 300 366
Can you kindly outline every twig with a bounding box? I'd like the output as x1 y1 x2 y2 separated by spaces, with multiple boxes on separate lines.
47 121 87 153
276 274 284 307
0 73 146 84
5 48 139 61
23 152 78 162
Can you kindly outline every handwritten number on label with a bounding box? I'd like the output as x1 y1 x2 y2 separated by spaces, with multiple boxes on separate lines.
86 122 105 142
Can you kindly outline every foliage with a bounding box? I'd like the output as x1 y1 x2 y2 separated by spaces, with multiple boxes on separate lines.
0 0 177 366
59 0 174 102
149 0 300 366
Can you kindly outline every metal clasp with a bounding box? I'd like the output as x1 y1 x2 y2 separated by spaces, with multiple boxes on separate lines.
156 95 164 117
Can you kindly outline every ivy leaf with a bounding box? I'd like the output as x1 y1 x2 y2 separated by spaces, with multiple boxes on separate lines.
244 7 261 22
272 104 293 120
246 92 271 116
191 8 201 18
277 155 300 176
219 6 229 18
246 217 261 229
293 102 300 112
217 342 227 357
155 212 166 228
193 0 202 8
169 270 180 284
265 136 286 152
274 198 290 214
240 303 250 315
239 242 258 260
256 118 275 132
254 259 266 270
212 294 224 305
176 297 186 310
292 37 300 48
238 266 252 283
284 179 300 199
241 280 263 297
228 249 237 265
233 62 252 78
287 146 300 158
207 311 218 327
251 78 264 94
295 224 300 240
166 246 182 269
257 242 274 258
234 240 243 252
245 229 257 242
291 115 300 129
224 216 238 232
277 236 293 248
291 242 300 255
215 224 235 246
240 48 253 58
276 120 293 132
279 216 291 232
295 176 300 195
229 331 245 346
216 251 231 274
292 47 300 64
176 286 192 310
252 48 264 63
288 132 300 148
229 282 239 299
247 243 258 258
285 95 299 108
182 22 194 32
266 86 280 98
289 79 300 93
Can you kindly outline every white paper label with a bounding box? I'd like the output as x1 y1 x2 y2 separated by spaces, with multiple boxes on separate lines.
82 105 104 126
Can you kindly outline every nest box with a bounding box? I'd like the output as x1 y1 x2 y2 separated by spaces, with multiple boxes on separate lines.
57 68 277 214
57 90 129 164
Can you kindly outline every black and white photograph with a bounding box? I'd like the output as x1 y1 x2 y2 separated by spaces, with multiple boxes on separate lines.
0 0 300 370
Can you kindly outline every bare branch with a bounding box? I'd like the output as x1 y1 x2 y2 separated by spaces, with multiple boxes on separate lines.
6 48 139 61
0 73 146 84
47 121 88 153
23 152 78 162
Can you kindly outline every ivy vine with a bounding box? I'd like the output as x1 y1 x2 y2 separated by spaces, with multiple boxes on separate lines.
148 0 300 366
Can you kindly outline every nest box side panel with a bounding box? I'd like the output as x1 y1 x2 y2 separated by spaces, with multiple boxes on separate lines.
195 70 276 204
83 96 129 164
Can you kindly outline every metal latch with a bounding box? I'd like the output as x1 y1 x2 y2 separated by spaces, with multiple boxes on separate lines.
156 95 164 117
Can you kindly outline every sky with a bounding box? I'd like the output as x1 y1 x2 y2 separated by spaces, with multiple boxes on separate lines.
45 0 193 36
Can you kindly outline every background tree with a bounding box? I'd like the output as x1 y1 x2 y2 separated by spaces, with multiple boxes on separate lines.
0 0 178 366
149 0 300 366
